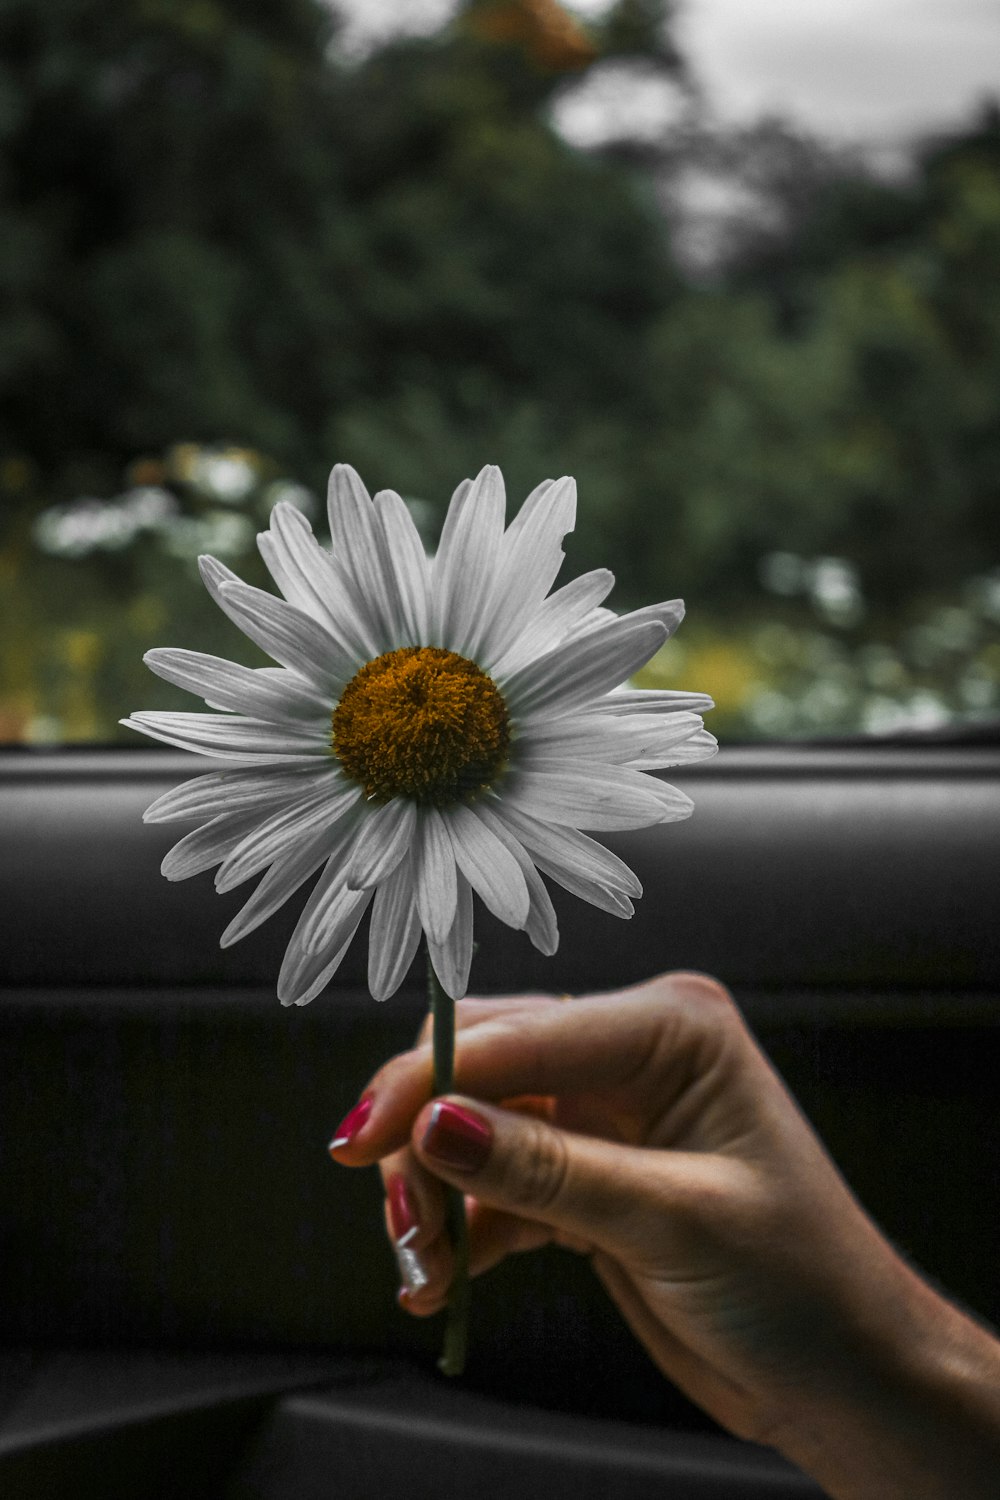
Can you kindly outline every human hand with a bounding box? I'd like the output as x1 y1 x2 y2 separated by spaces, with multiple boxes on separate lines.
331 973 1000 1498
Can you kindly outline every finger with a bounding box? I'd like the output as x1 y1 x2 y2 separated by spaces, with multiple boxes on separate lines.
332 973 740 1165
464 1201 586 1277
467 1202 551 1275
330 992 569 1164
411 991 565 1047
396 1198 580 1308
377 1093 555 1292
445 975 737 1108
411 1091 706 1266
389 1226 454 1317
379 1148 447 1245
379 1169 453 1303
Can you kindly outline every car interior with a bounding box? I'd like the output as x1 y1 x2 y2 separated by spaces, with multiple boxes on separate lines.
2 736 996 1498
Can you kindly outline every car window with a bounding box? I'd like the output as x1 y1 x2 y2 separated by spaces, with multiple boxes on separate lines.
2 0 999 746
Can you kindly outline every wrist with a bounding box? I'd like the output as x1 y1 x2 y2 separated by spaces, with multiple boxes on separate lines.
770 1256 1000 1500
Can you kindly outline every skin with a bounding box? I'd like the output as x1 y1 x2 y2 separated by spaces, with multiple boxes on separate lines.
332 972 1000 1499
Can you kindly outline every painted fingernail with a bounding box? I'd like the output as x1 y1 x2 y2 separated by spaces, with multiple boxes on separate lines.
387 1174 419 1246
387 1176 428 1294
421 1100 492 1174
395 1239 430 1297
328 1095 373 1153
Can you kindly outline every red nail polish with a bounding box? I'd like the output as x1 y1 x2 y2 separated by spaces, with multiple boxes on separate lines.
387 1174 419 1244
421 1100 492 1173
329 1094 373 1152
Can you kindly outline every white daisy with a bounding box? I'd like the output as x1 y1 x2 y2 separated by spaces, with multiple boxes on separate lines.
124 464 716 1005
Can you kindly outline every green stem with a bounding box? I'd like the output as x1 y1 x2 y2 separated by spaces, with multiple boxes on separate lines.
427 951 470 1377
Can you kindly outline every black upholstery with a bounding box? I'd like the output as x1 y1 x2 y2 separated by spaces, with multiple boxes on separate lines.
1 745 996 1495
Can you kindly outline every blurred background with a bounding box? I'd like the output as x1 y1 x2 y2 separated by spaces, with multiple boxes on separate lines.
1 0 999 745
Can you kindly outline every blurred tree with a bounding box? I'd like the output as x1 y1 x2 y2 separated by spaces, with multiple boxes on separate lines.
458 0 597 73
746 109 1000 603
597 0 683 70
1 0 999 744
0 0 355 502
0 0 682 529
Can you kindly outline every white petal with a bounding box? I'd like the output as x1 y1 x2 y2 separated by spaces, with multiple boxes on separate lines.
280 809 369 954
414 806 458 945
443 803 530 930
215 782 360 893
517 711 705 765
433 464 506 653
368 853 422 1001
255 668 336 719
445 476 472 516
202 550 357 693
475 476 576 666
217 579 354 696
590 687 715 716
641 728 718 767
434 476 472 568
494 802 642 898
295 858 372 961
220 826 335 948
499 478 555 545
516 857 558 955
345 797 417 891
264 502 378 663
490 569 616 678
257 531 313 615
427 874 473 1000
122 711 329 762
287 824 364 955
160 809 269 882
198 554 248 630
473 803 558 956
143 764 336 824
326 464 397 652
637 776 696 820
619 598 685 638
492 810 634 918
503 760 686 831
278 878 372 1006
537 863 632 919
373 489 431 647
282 927 359 1006
144 648 330 722
500 617 666 720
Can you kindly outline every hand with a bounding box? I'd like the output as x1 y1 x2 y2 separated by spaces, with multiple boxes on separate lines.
331 972 1000 1499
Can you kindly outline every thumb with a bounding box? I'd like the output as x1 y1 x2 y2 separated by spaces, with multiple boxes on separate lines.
413 1094 670 1260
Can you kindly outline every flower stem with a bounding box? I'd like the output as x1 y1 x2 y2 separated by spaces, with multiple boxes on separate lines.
426 951 469 1377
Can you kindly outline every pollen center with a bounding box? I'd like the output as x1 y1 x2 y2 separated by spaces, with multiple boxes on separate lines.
332 646 510 805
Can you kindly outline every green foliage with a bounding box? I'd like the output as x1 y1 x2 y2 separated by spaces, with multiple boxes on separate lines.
596 0 684 71
1 1 999 740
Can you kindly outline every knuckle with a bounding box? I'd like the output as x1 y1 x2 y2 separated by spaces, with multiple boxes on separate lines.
502 1116 569 1213
454 997 489 1024
415 1013 434 1044
666 970 736 1016
371 1043 429 1097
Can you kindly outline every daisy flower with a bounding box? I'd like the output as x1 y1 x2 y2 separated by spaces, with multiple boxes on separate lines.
124 464 715 1006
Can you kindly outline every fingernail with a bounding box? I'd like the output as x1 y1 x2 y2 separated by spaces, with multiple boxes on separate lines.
387 1174 419 1245
385 1176 428 1294
395 1240 430 1296
328 1095 373 1153
421 1100 492 1174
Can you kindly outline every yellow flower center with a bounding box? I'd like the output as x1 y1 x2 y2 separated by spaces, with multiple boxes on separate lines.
332 646 510 805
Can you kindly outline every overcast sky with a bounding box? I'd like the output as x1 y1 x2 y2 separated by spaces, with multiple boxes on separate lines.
332 0 1000 144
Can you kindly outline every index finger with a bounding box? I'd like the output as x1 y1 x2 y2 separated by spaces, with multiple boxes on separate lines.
333 972 739 1165
410 991 566 1048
